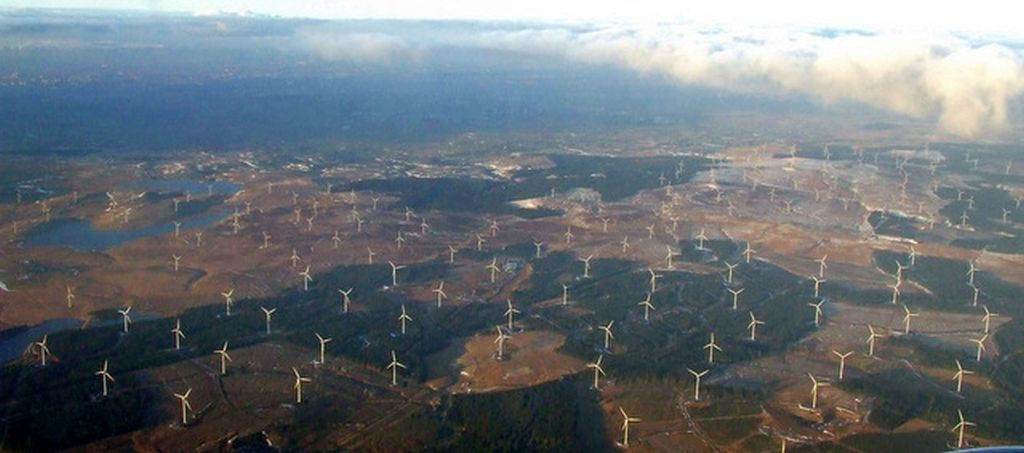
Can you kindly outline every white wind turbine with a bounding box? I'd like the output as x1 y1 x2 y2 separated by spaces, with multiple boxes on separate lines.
261 306 276 335
174 387 193 426
448 245 457 263
810 276 826 297
816 255 828 278
866 325 882 356
420 217 429 235
648 268 662 293
315 333 332 364
587 354 606 389
971 334 987 362
33 335 51 367
580 255 594 278
563 226 574 245
476 234 486 251
261 231 271 249
172 254 181 272
388 261 405 287
982 305 998 334
494 326 510 360
387 350 406 386
951 410 975 449
638 294 655 321
486 257 501 283
66 285 76 308
338 288 353 313
747 312 764 341
970 284 980 307
172 319 185 350
118 305 132 333
952 360 973 393
724 262 738 284
890 282 901 305
619 407 641 448
742 243 756 263
833 351 853 380
807 373 830 410
599 321 615 350
332 230 342 248
433 281 447 308
299 265 313 291
902 305 919 335
664 246 674 269
290 249 301 268
293 367 311 404
505 299 520 331
394 231 405 250
704 333 722 364
214 341 231 375
894 261 907 282
695 228 708 250
533 241 544 258
221 289 234 316
398 305 412 334
688 368 709 401
489 218 500 237
808 300 825 327
562 284 571 306
727 287 744 311
601 217 611 233
366 247 375 264
96 359 114 397
620 236 630 253
966 261 978 286
645 224 655 241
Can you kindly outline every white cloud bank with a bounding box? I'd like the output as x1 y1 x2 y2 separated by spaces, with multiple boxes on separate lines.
299 23 1024 138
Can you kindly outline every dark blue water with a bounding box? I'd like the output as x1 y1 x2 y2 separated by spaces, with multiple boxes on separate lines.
0 318 84 363
116 179 238 196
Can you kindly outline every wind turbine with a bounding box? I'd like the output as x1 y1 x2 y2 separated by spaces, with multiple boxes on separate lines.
902 305 919 334
601 217 611 233
96 359 114 397
299 265 313 291
486 257 501 283
66 285 76 308
808 300 825 327
505 299 520 331
562 284 571 306
290 249 301 268
816 254 828 278
971 334 987 361
688 368 709 401
890 282 901 305
174 388 193 426
315 333 332 364
747 312 765 341
619 407 641 448
599 321 615 350
908 246 917 266
638 293 655 321
260 306 276 335
387 350 406 386
832 351 853 380
724 262 738 284
494 326 510 360
704 333 722 364
388 261 405 287
648 268 662 293
696 228 708 250
398 305 413 334
420 217 430 235
894 261 907 282
448 245 457 263
261 231 271 249
332 230 342 248
728 287 744 311
366 247 375 264
807 373 830 409
866 325 882 356
970 284 980 307
118 305 132 333
646 224 656 240
33 335 51 367
966 261 977 285
338 288 353 313
476 234 486 251
952 360 973 393
172 254 181 272
172 319 185 350
221 289 234 316
982 305 998 334
620 236 630 253
489 218 500 237
951 410 976 449
293 367 312 404
664 246 675 269
533 241 544 258
394 231 405 250
214 341 232 375
587 354 606 389
810 276 826 297
433 281 447 308
580 254 594 278
564 226 574 245
742 243 755 263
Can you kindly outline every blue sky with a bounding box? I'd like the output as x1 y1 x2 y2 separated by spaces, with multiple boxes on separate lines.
0 0 1019 35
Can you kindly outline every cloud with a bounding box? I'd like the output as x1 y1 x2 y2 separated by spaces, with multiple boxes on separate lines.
465 24 1024 138
296 28 425 65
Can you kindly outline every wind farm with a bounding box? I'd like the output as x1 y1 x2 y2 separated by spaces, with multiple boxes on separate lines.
1 8 1024 453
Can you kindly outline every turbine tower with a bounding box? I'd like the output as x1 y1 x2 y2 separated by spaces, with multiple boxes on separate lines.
808 300 825 327
580 254 594 278
293 367 312 404
433 281 447 308
33 335 51 367
174 388 193 426
388 261 405 287
587 354 606 389
832 351 853 380
902 305 918 334
599 321 615 350
315 333 332 364
494 326 510 360
172 319 185 350
982 305 998 334
221 289 234 316
214 341 232 375
619 407 641 447
728 287 745 311
299 265 313 291
807 373 830 409
486 257 501 283
952 360 973 393
866 325 882 356
638 294 655 321
688 368 709 401
387 350 406 386
747 312 765 341
951 410 975 449
971 334 987 361
398 305 413 334
704 333 722 364
505 299 520 331
118 305 132 333
816 254 828 278
648 268 662 293
724 262 738 284
338 288 354 313
96 359 114 397
261 306 276 334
